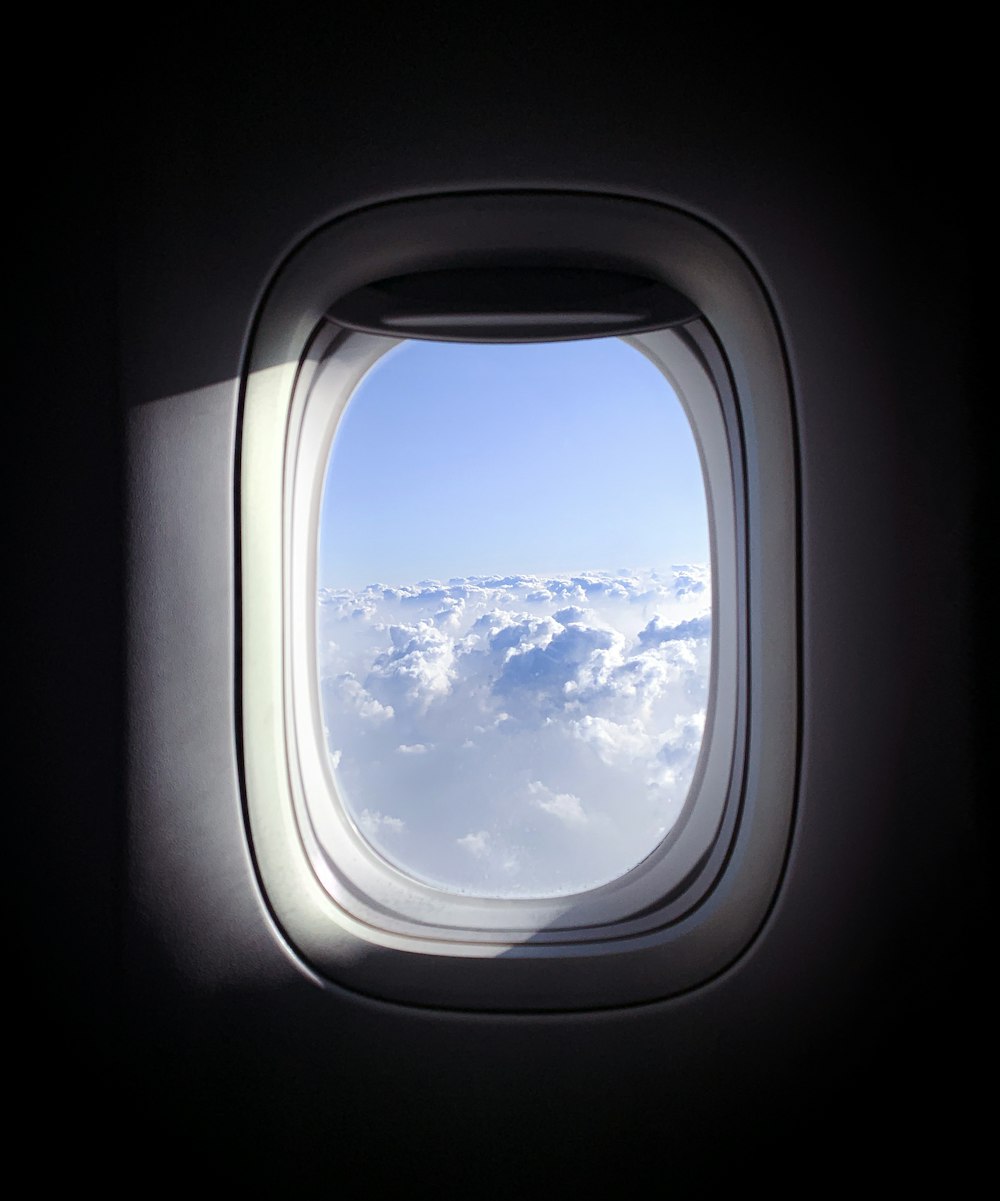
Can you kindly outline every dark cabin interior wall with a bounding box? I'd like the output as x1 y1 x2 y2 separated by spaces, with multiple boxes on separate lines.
15 17 982 1187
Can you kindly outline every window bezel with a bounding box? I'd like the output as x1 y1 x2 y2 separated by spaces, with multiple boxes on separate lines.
239 191 798 1010
291 325 737 934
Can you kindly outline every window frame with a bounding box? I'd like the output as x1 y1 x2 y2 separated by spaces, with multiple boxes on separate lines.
293 325 736 930
239 191 798 1010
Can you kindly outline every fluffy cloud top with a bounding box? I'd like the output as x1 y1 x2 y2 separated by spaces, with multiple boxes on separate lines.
317 567 710 898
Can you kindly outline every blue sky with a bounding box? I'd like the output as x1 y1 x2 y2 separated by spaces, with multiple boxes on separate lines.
319 337 708 589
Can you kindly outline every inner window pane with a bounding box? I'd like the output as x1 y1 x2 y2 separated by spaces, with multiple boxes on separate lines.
317 338 711 897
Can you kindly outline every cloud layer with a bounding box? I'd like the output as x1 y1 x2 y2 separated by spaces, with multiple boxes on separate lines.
317 568 710 898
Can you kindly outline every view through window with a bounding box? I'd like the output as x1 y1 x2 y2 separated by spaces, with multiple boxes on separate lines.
317 338 711 897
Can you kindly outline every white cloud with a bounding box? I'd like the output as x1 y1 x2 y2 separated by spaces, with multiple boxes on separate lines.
359 809 406 836
318 568 710 897
326 672 395 721
569 715 658 767
457 830 490 857
552 605 588 624
366 620 456 710
638 613 711 647
528 781 588 825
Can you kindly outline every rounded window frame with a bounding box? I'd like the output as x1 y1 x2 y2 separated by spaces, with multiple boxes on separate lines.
292 326 737 932
240 191 798 1010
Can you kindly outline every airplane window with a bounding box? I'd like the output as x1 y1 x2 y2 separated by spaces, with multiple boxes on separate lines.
316 338 711 898
238 191 797 1009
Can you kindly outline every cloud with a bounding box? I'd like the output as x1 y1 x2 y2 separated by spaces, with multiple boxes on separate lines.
552 606 588 624
638 614 711 647
569 715 658 767
434 597 466 627
359 809 406 836
492 619 625 715
366 620 456 710
672 569 707 596
324 672 394 722
457 830 490 857
658 710 707 765
528 781 588 825
317 568 711 897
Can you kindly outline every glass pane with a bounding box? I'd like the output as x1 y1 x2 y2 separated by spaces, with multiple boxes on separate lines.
317 338 711 897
